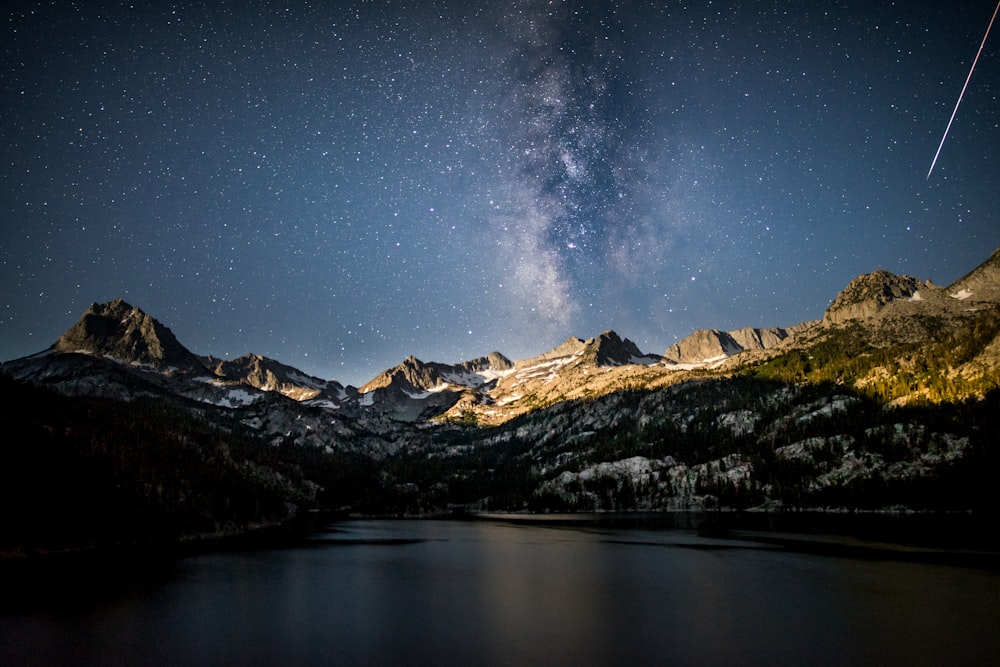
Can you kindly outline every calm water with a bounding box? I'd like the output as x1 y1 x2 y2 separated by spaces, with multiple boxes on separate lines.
3 515 1000 666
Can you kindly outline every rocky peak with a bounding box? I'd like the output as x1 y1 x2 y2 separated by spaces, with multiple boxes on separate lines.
728 326 787 351
588 330 657 366
52 299 202 371
512 337 582 370
206 353 347 402
454 351 514 374
360 356 436 393
664 326 795 365
663 329 741 365
947 247 1000 302
360 351 513 395
824 270 923 324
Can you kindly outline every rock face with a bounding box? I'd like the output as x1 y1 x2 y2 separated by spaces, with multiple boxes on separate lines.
514 337 588 368
455 351 515 375
728 326 788 351
357 352 515 422
53 298 203 371
663 327 793 365
514 331 659 370
360 352 513 395
205 353 353 404
589 330 661 366
948 247 1000 302
824 270 923 324
9 247 999 428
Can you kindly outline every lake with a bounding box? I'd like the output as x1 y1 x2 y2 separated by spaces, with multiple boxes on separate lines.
3 514 1000 666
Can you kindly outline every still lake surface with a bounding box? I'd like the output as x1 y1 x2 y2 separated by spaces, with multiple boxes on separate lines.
3 514 1000 666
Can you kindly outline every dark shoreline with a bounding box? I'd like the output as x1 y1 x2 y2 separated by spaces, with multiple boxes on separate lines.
4 509 999 570
0 509 339 565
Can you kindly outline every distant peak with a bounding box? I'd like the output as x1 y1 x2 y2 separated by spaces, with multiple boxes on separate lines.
53 299 202 371
459 351 514 372
663 326 791 365
86 298 135 318
589 330 650 366
825 271 922 323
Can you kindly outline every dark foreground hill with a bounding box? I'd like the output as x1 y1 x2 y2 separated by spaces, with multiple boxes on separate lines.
0 375 379 557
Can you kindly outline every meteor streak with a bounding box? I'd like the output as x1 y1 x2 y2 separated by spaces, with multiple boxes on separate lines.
926 0 1000 180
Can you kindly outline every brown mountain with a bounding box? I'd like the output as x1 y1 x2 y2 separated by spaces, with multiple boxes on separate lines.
823 270 925 324
52 298 204 373
357 352 514 422
204 353 355 405
663 326 803 366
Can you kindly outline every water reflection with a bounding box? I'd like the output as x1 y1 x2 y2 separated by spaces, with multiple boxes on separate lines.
2 517 1000 666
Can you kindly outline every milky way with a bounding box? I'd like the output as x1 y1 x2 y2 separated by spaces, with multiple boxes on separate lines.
2 1 998 385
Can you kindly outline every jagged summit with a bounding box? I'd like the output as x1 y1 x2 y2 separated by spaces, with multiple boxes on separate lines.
663 326 797 366
361 351 514 393
824 270 924 324
204 352 352 403
514 330 658 370
360 355 444 394
588 330 660 366
52 298 203 371
5 246 997 426
457 351 514 374
664 329 742 365
354 351 514 422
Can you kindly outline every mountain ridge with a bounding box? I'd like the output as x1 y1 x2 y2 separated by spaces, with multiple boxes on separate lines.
3 247 999 420
204 352 355 405
2 248 999 547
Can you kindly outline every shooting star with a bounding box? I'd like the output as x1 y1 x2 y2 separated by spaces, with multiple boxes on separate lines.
926 0 1000 180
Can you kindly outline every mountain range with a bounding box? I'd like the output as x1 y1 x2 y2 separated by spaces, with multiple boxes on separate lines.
2 248 999 554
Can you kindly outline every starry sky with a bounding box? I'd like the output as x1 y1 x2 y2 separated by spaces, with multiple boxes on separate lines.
3 1 999 386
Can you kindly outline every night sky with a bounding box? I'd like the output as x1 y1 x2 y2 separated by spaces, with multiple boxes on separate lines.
3 1 999 386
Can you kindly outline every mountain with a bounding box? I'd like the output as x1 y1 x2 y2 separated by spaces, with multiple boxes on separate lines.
948 247 1000 302
354 332 666 424
438 330 668 425
402 247 1000 513
8 244 998 420
204 353 356 407
585 329 662 366
52 298 205 372
731 255 1000 404
2 302 421 459
823 270 925 324
355 352 514 422
2 248 1000 547
662 326 807 367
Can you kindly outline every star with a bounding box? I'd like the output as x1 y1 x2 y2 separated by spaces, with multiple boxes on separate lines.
0 1 997 385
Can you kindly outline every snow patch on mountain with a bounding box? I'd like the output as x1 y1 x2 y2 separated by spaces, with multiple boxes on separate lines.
403 384 454 399
512 354 583 385
199 388 263 408
950 289 973 301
